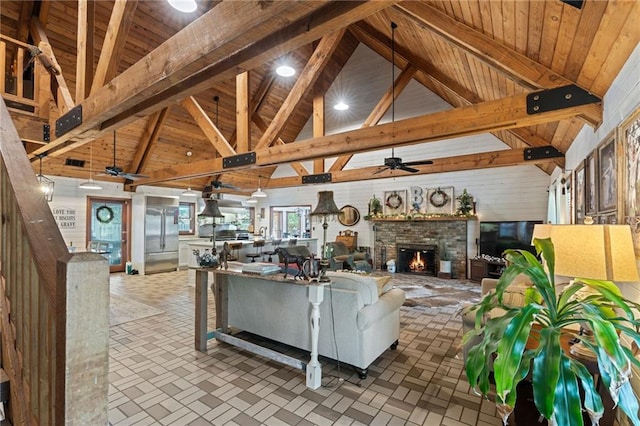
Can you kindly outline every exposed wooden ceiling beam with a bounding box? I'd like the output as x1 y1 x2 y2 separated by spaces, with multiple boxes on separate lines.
16 1 34 42
236 71 251 153
128 90 596 187
252 114 309 176
254 28 347 150
129 107 169 175
90 0 138 95
75 0 94 102
313 88 325 173
267 147 558 188
330 63 417 172
30 17 74 112
181 96 236 157
30 1 393 160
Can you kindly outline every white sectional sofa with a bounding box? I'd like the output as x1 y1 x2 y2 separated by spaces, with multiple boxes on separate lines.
223 271 405 378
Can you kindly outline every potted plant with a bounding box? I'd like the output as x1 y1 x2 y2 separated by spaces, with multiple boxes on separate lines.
438 240 452 274
463 238 640 426
456 188 474 216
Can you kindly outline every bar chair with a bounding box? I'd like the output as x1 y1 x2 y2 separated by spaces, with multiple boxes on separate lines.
246 240 265 262
263 239 282 262
226 242 242 262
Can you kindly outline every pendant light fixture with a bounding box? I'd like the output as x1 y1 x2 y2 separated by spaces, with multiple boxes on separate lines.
35 154 55 201
251 175 267 198
167 0 197 13
182 150 197 197
79 141 103 190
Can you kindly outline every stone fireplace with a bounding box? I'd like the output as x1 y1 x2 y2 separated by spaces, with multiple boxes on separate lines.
397 244 436 274
372 218 471 279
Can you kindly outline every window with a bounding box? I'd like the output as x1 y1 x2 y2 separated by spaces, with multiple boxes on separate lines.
178 202 195 235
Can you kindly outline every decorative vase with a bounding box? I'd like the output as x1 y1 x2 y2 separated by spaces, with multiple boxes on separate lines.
439 260 452 274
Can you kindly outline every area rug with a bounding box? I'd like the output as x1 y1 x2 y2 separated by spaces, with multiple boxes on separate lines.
110 293 164 326
386 273 482 308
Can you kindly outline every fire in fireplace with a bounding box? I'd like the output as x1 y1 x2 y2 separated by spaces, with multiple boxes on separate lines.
397 244 436 275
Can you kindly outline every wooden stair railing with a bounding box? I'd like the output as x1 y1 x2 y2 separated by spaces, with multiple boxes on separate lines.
0 34 50 119
0 98 109 425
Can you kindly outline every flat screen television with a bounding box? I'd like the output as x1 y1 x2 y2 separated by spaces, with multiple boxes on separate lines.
479 220 543 258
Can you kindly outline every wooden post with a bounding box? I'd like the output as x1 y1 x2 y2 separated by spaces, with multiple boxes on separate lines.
57 252 109 425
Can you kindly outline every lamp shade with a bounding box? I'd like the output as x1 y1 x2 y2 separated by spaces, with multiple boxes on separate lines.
532 224 639 282
78 179 103 190
198 199 224 218
310 191 340 217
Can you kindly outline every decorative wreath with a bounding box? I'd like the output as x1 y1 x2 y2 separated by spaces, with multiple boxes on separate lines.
96 205 114 224
385 192 403 210
429 188 449 208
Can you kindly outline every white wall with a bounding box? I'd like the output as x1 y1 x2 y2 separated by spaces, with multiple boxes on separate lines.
562 42 640 301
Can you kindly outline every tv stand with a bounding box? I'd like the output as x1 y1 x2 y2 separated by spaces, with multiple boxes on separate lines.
469 258 505 282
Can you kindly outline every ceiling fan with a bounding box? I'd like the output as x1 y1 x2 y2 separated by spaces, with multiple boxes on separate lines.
99 131 148 180
374 21 434 175
202 179 241 198
375 151 434 174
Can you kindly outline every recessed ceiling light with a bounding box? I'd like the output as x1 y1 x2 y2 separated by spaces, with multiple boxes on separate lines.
334 101 349 111
167 0 197 13
276 65 295 77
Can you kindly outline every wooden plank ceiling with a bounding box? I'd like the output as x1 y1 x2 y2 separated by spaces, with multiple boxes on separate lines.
1 0 638 194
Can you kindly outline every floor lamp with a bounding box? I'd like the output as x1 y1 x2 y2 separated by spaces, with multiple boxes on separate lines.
310 191 340 283
198 198 225 255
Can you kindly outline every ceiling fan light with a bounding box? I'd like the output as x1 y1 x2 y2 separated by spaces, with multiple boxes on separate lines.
167 0 197 13
334 101 349 111
251 188 267 198
182 187 198 197
276 65 295 77
246 197 258 204
78 179 103 190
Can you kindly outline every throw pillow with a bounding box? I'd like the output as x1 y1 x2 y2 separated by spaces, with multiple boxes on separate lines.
374 276 393 296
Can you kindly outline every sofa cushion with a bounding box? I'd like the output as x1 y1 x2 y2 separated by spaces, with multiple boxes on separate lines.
357 288 405 330
326 271 379 305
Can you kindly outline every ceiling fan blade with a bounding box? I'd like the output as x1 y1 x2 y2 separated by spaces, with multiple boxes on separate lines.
218 182 241 191
119 172 149 180
403 159 434 166
373 166 390 175
398 165 419 173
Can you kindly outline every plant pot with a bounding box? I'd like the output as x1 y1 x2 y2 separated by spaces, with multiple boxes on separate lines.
439 260 452 274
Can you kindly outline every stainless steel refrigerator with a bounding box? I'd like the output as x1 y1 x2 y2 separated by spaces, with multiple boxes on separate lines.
144 196 179 274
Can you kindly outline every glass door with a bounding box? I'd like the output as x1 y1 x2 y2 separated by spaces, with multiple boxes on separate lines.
87 198 130 273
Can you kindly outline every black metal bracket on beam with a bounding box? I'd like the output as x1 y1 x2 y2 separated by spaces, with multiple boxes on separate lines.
526 84 600 115
55 105 82 137
222 152 256 169
43 124 50 142
302 173 332 184
560 0 584 9
524 146 564 161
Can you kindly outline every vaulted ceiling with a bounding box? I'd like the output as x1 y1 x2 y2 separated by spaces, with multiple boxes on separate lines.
2 0 639 195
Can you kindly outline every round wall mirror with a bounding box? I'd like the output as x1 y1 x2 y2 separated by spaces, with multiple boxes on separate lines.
338 205 360 226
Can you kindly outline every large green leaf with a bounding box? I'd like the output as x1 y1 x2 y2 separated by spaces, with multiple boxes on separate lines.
570 360 604 425
615 380 640 426
494 304 539 401
532 327 562 419
583 307 630 374
552 355 583 426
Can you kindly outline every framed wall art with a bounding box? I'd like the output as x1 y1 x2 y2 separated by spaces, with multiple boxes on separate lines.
585 153 597 216
618 105 640 257
597 132 617 213
426 186 454 214
383 190 407 215
574 162 585 224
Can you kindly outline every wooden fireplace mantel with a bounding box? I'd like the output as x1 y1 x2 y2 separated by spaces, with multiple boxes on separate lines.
367 216 476 222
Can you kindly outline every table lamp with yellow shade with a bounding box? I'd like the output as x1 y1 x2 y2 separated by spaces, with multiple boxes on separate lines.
532 224 640 360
